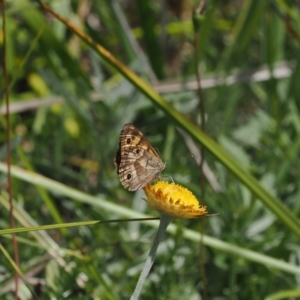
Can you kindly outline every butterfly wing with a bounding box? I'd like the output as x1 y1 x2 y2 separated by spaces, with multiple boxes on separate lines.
114 124 165 191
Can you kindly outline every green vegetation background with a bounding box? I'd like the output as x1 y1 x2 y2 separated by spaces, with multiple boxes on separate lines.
1 0 300 299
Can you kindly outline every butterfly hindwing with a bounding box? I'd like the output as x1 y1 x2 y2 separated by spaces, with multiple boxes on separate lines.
114 124 165 191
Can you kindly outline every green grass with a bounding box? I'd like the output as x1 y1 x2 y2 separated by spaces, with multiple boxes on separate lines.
1 0 300 299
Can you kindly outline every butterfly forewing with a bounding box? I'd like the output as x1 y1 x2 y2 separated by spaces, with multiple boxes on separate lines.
114 123 165 191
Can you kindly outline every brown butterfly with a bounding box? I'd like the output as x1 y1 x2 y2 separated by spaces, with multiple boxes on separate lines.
114 123 165 191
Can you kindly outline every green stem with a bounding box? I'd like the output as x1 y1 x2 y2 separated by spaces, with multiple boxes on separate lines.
131 214 171 300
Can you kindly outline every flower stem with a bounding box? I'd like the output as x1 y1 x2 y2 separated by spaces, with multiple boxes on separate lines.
130 214 171 300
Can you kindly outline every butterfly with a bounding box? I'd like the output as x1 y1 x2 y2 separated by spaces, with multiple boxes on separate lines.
114 123 165 191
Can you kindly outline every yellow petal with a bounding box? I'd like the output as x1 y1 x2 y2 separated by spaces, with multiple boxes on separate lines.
143 181 208 219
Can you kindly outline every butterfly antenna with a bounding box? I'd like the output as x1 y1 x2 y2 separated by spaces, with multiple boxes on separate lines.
164 153 194 164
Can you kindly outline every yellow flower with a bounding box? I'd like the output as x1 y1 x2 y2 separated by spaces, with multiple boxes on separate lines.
143 181 208 218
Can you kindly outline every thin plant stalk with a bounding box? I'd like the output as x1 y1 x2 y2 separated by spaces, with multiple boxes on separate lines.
131 214 171 300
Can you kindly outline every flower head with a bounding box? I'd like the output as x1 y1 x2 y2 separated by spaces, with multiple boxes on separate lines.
143 181 208 218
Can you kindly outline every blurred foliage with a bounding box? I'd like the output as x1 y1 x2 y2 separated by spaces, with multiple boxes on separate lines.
1 0 300 299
